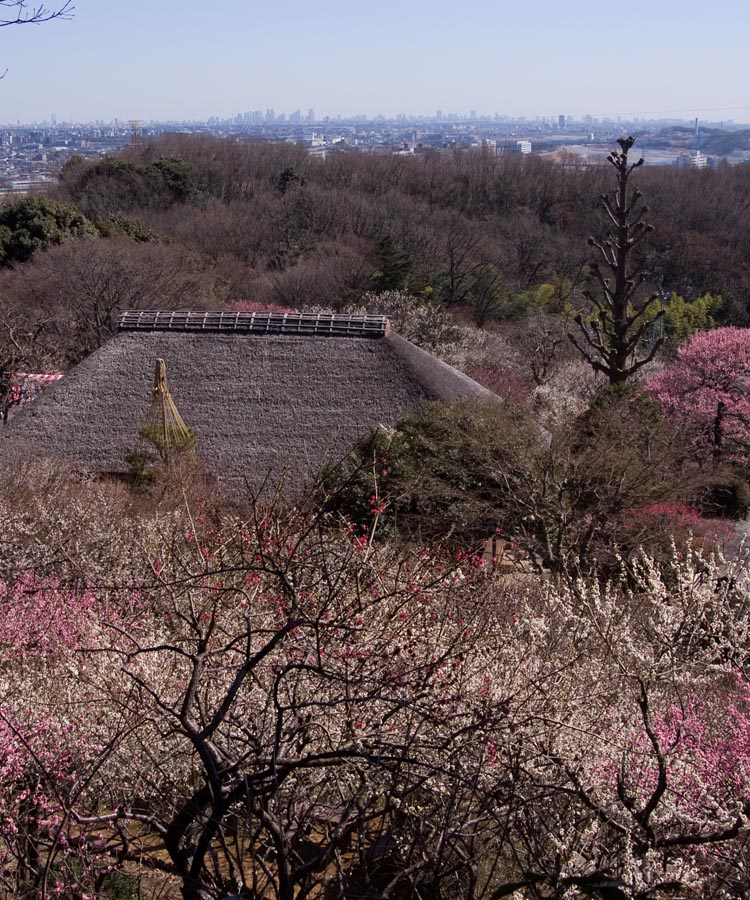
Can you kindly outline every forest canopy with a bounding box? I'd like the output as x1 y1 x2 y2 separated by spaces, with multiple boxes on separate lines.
2 134 748 378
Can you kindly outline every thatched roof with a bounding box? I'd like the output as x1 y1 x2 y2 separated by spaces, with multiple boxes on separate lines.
0 312 491 495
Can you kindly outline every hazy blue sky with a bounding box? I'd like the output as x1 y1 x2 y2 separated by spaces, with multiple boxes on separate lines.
2 0 749 123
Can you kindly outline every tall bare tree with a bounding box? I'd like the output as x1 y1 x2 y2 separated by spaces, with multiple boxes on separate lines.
570 136 664 385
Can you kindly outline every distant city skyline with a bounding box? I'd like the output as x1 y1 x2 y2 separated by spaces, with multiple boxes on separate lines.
5 110 749 129
1 0 748 124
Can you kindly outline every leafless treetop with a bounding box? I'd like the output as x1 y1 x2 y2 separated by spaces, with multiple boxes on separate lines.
0 0 73 27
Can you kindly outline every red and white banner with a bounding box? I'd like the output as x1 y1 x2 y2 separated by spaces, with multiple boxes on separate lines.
7 372 64 407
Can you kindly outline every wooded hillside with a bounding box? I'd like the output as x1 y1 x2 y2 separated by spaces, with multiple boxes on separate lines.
2 136 749 372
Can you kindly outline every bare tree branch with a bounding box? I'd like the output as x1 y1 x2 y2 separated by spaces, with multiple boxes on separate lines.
0 0 73 27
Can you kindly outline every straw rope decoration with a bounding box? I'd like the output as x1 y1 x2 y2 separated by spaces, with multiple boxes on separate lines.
139 358 195 457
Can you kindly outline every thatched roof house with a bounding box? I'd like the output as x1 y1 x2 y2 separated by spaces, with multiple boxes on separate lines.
0 311 491 495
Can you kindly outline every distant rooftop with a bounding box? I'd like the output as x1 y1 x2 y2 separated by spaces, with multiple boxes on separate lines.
118 310 390 338
3 313 491 496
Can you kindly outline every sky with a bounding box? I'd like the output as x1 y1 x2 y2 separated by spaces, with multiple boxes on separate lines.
1 0 749 124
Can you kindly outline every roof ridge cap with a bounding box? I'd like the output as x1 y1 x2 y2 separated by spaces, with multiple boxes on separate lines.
117 310 390 338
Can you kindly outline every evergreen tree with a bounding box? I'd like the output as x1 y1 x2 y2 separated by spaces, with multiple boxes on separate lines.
0 196 96 265
372 234 413 292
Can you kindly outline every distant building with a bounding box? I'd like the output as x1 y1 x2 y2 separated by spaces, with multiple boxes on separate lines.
691 150 708 169
558 114 566 129
676 150 708 169
727 149 750 166
516 140 532 155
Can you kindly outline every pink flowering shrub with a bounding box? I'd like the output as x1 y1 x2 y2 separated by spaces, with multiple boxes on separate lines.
589 682 750 832
0 576 118 897
646 326 750 462
468 365 530 403
506 549 750 897
0 573 96 659
607 501 732 561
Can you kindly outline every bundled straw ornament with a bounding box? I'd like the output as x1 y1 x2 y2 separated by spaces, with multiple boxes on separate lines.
139 358 195 457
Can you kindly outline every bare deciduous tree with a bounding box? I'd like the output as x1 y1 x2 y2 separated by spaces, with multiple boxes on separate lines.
0 237 222 367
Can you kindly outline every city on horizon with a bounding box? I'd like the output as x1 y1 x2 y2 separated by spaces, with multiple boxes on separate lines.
4 109 750 130
3 0 749 192
1 0 748 128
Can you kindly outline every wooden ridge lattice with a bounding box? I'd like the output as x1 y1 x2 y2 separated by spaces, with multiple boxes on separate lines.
118 311 390 338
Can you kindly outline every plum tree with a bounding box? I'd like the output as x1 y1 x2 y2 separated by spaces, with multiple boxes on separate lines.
646 326 750 463
1 476 750 899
